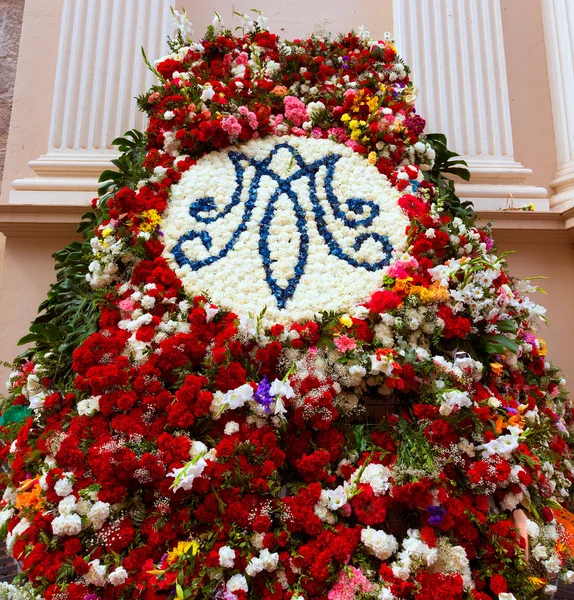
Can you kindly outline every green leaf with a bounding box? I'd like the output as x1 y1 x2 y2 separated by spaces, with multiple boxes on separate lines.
489 334 520 354
497 320 517 334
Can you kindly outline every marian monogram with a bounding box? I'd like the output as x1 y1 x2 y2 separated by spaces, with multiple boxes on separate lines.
169 142 396 309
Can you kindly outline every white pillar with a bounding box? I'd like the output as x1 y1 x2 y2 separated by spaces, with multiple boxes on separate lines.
11 0 175 204
541 0 574 213
393 0 548 210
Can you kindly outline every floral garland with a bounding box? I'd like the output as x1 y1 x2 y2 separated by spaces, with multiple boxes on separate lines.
0 10 572 600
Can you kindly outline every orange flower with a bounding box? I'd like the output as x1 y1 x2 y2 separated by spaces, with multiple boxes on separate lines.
271 85 288 97
15 480 44 511
393 277 413 294
490 362 504 376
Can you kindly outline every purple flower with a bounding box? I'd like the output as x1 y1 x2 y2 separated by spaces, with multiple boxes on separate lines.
254 377 273 413
84 595 101 600
427 505 446 526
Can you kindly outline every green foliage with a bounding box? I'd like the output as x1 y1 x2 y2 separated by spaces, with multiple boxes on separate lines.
423 132 474 219
98 129 148 199
13 128 148 391
16 237 103 389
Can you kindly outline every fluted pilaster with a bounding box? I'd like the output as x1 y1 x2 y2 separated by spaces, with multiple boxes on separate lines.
393 0 548 209
11 0 175 204
541 0 574 212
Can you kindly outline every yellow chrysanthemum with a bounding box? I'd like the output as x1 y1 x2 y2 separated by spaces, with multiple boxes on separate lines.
140 209 162 233
367 152 377 165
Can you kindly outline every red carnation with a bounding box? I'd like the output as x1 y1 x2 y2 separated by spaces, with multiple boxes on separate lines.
369 290 402 313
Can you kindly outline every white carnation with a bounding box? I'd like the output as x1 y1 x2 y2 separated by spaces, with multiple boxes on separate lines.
52 513 82 536
88 501 110 530
108 566 128 586
218 545 236 568
361 527 398 560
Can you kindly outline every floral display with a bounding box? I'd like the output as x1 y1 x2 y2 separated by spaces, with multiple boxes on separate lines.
0 10 572 600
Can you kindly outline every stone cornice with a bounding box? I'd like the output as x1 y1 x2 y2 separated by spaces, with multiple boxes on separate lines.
0 203 572 241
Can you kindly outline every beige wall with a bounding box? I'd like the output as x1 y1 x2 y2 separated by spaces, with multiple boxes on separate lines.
0 0 62 202
0 0 572 394
495 233 574 388
177 0 393 40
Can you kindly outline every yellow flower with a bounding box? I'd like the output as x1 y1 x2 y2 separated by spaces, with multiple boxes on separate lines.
366 96 379 112
538 338 547 356
349 119 359 130
340 113 350 123
166 540 199 565
101 227 113 238
140 209 162 233
339 314 353 328
350 129 361 141
367 152 377 165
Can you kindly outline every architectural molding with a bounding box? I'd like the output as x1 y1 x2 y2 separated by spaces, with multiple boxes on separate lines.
541 0 574 213
393 0 548 210
10 0 175 202
1 203 571 240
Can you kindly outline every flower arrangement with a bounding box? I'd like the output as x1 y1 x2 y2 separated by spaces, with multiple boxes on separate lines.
0 9 571 600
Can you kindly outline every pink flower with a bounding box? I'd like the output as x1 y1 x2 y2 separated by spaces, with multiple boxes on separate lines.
238 105 258 129
119 299 135 311
328 567 374 600
284 96 308 126
334 335 357 353
221 115 242 136
234 51 249 65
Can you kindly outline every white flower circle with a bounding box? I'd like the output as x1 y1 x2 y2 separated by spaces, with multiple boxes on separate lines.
161 136 409 325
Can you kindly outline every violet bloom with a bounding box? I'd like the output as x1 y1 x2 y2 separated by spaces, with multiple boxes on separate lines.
427 505 446 526
254 377 273 413
84 595 101 600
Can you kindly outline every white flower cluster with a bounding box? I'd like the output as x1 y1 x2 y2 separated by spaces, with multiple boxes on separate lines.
390 530 471 588
167 441 215 492
245 548 280 576
86 224 129 289
361 527 398 560
162 136 409 326
51 490 110 536
210 379 295 421
527 517 564 576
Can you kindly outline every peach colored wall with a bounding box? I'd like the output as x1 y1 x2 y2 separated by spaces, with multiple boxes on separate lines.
177 0 393 41
494 233 574 391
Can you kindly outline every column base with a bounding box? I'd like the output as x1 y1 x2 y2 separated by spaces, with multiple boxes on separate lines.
453 160 549 211
548 163 574 213
10 153 117 205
